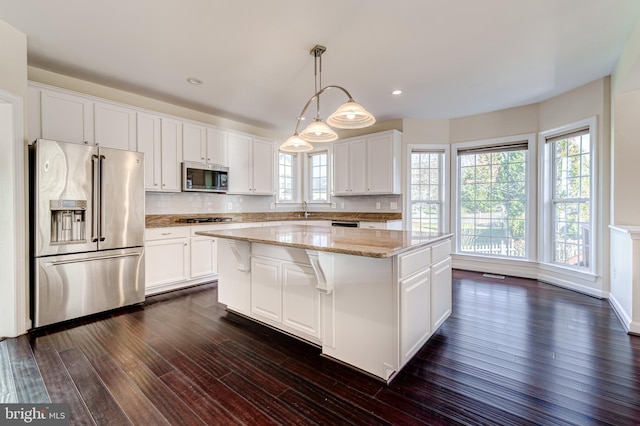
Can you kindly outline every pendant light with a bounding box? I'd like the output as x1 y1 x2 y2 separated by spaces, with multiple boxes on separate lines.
279 45 375 152
279 134 313 152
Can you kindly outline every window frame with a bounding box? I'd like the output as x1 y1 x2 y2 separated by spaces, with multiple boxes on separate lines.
406 144 450 233
276 152 300 204
451 133 537 260
304 146 332 204
538 117 597 275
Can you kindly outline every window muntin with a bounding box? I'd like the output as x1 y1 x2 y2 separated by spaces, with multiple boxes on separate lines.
410 151 443 233
308 151 328 202
458 145 528 258
549 130 591 268
278 152 296 202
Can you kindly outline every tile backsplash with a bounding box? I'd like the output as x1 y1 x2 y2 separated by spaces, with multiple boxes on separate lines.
145 192 403 215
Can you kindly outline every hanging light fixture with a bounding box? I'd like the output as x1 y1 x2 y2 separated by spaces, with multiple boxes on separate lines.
280 45 375 152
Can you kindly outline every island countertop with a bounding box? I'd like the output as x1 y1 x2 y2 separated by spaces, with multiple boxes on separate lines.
196 224 452 258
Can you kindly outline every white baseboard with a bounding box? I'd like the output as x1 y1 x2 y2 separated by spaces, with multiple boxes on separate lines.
145 275 217 296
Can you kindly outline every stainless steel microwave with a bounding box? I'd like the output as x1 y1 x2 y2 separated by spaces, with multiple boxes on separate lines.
182 162 229 193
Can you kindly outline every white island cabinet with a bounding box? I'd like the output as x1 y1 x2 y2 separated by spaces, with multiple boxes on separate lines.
197 225 452 383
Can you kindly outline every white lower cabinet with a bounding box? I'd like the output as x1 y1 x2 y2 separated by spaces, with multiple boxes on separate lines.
359 220 403 230
190 236 218 278
251 257 282 322
399 269 431 364
431 257 452 330
145 222 268 296
144 227 190 294
282 262 321 339
250 253 321 341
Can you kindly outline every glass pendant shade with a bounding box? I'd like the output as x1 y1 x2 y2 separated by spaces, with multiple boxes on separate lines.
279 134 313 152
326 101 376 129
299 119 338 143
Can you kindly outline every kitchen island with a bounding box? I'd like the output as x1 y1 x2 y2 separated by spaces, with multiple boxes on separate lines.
196 225 452 382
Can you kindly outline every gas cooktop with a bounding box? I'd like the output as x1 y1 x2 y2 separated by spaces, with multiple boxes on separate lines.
179 217 233 223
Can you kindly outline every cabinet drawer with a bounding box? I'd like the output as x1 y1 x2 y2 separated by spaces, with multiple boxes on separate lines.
145 226 190 241
359 221 385 229
431 240 451 264
399 247 431 279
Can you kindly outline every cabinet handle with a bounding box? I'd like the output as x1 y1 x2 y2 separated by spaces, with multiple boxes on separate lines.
201 157 204 160
184 243 188 246
161 232 172 235
154 183 158 187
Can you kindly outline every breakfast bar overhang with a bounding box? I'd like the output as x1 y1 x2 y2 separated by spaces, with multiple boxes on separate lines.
196 225 452 382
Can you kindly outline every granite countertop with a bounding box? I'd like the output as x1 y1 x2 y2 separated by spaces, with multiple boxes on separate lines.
196 224 451 258
146 212 402 228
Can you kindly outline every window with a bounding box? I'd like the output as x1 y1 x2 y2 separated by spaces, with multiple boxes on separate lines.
278 152 296 202
547 128 592 269
410 150 444 233
457 141 529 259
308 151 329 202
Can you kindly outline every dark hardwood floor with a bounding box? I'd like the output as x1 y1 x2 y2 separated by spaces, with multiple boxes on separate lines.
1 270 639 425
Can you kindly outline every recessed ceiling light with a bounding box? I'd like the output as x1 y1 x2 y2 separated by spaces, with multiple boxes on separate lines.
187 77 203 85
391 89 402 95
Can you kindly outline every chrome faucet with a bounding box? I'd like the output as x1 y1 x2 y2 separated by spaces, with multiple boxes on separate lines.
302 201 310 218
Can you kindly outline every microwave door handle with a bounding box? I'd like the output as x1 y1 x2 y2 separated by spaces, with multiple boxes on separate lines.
99 154 106 242
91 154 100 242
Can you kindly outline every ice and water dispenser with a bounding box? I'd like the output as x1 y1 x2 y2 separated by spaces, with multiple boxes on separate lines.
50 200 87 243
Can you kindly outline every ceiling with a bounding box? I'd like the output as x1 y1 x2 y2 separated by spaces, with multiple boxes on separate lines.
2 0 640 135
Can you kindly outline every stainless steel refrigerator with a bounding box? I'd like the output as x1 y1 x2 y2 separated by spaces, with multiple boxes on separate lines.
30 138 145 328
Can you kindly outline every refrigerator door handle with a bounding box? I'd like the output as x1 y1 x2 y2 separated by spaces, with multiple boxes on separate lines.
91 154 100 242
99 154 106 242
45 251 141 267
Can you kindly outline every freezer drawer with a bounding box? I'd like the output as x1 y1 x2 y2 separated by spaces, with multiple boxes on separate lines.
33 248 145 327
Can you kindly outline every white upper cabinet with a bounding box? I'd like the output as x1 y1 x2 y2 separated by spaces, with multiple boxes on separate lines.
252 137 275 194
37 86 137 150
350 138 367 194
94 101 137 150
160 118 183 192
333 138 366 195
137 112 182 192
30 82 275 196
182 122 207 163
206 128 227 166
137 113 162 191
366 131 402 194
40 89 94 144
227 133 275 195
332 130 402 196
332 141 350 195
183 123 228 167
227 133 251 193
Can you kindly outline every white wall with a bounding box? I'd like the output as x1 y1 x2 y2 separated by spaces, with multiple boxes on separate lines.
450 104 539 143
0 19 28 338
